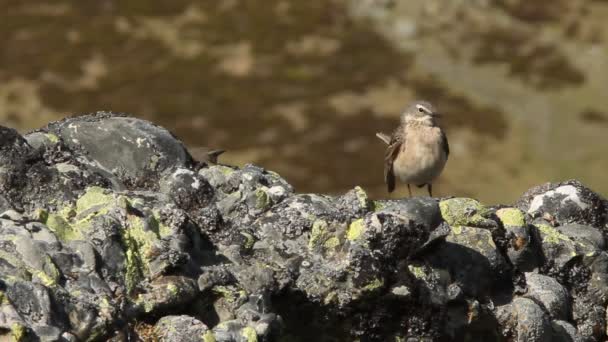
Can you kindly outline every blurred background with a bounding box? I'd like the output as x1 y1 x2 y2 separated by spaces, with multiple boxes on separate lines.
1 0 607 204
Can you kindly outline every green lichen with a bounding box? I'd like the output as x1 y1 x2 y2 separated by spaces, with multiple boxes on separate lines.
536 224 570 244
496 208 525 227
439 198 491 227
213 285 247 304
254 188 272 210
122 214 162 292
372 201 386 211
347 218 365 241
451 225 463 235
241 326 258 342
362 278 384 292
217 165 235 176
45 213 83 241
33 208 48 222
76 186 113 214
408 265 427 280
241 232 256 250
202 331 216 342
34 255 60 287
167 283 178 296
11 323 26 341
323 291 337 305
323 236 340 250
45 133 60 144
354 186 370 210
308 220 329 249
124 249 142 294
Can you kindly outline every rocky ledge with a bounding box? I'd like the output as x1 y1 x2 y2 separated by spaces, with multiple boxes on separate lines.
0 112 606 342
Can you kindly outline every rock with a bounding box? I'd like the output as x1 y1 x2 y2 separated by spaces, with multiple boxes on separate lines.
517 180 606 228
45 113 193 188
496 297 553 342
154 315 210 342
551 320 580 342
534 222 604 270
425 224 508 297
498 209 542 271
524 273 569 320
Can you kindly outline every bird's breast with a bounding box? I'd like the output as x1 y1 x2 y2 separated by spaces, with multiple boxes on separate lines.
393 126 447 184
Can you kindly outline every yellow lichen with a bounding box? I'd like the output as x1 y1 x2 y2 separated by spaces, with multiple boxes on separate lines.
241 326 258 342
45 133 60 144
408 265 427 279
76 186 113 214
347 218 365 241
536 224 570 244
439 198 490 226
11 323 26 341
353 186 370 209
496 208 525 227
308 220 328 249
323 236 340 250
202 331 216 342
362 278 384 292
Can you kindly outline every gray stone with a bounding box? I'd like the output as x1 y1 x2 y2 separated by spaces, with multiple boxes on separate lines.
496 297 553 342
518 180 606 228
154 315 209 342
524 273 569 320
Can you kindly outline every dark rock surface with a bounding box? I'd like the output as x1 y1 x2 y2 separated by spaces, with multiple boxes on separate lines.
0 112 606 341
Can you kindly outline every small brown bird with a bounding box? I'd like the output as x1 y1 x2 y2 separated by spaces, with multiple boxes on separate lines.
377 100 449 197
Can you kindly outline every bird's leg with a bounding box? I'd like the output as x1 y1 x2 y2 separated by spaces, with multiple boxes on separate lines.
408 184 412 198
427 184 433 197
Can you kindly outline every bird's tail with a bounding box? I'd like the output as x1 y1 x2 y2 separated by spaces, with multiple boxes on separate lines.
375 132 391 145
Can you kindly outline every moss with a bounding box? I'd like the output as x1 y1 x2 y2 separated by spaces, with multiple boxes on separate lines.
241 326 258 342
347 218 365 241
11 323 26 341
496 208 525 227
362 278 384 292
354 186 370 210
535 223 570 244
202 331 216 342
439 198 491 226
308 220 329 249
254 188 272 210
152 211 173 238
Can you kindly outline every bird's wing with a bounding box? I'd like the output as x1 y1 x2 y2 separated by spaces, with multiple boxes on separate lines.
375 132 391 145
384 130 403 193
440 130 449 158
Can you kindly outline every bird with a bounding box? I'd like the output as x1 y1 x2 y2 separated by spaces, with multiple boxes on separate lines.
188 147 226 164
376 100 449 197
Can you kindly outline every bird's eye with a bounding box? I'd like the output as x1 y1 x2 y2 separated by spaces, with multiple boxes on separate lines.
418 108 424 113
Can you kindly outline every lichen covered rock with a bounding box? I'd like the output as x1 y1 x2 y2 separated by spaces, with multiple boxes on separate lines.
0 113 606 341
